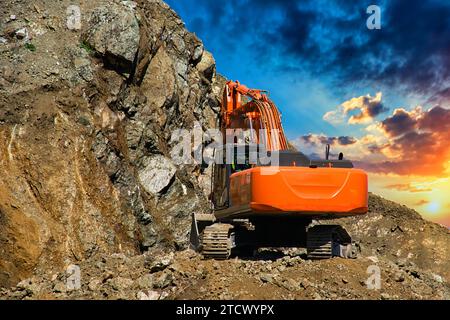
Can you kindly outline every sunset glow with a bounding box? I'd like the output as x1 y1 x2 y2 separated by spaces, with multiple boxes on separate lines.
291 101 450 228
427 202 440 214
370 173 450 227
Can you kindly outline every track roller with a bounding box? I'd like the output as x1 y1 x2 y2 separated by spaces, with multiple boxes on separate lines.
201 223 234 260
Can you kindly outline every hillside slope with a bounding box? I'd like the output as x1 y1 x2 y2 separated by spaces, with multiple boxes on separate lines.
1 194 448 300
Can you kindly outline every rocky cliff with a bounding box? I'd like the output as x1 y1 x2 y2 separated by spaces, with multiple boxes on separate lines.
0 0 449 300
0 0 224 288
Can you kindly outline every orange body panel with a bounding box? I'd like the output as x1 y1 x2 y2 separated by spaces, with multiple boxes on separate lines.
228 166 368 217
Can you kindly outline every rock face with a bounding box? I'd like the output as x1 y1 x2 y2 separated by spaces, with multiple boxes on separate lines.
0 0 223 288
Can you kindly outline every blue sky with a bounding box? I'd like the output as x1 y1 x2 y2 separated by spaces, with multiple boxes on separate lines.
165 0 449 139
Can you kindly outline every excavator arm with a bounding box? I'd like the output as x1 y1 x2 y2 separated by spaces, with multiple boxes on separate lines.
221 80 288 151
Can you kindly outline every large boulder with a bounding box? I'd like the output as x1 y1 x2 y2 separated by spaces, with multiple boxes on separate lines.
139 155 176 195
196 50 216 81
82 1 140 73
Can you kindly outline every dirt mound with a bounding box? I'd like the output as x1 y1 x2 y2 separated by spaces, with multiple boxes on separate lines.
326 194 450 283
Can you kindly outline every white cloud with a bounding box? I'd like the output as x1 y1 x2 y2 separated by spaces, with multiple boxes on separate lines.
323 92 385 125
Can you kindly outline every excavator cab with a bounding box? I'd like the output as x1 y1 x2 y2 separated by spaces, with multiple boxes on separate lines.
211 143 253 210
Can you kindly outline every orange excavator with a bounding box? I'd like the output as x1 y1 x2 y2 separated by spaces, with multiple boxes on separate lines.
190 80 368 259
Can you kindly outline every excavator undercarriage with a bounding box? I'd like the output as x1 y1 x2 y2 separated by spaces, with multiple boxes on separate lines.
190 214 358 260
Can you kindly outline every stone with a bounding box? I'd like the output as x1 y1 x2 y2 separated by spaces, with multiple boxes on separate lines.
15 28 28 40
259 273 273 283
277 265 286 272
300 278 312 289
4 21 22 37
136 274 154 289
109 277 134 291
396 258 408 267
73 57 93 82
394 272 405 282
88 279 101 291
16 278 40 296
110 253 129 263
380 293 390 300
279 278 298 291
53 282 67 293
432 273 443 283
195 50 215 80
192 45 203 63
153 271 173 289
159 290 170 300
102 271 114 283
172 34 185 52
83 2 140 72
175 60 188 84
140 46 176 124
137 290 160 300
122 1 138 10
138 155 176 195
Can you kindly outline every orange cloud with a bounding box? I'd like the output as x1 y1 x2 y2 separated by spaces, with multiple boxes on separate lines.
359 106 450 176
380 107 422 137
323 92 387 124
307 100 450 177
384 183 432 193
414 199 430 206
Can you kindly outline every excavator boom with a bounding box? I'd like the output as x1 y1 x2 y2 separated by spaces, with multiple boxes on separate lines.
222 80 288 151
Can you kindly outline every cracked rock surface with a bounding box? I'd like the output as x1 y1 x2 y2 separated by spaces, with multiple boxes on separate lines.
0 0 224 288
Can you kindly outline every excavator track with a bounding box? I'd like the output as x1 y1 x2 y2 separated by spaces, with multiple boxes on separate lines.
201 223 234 260
307 225 333 259
307 225 353 259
